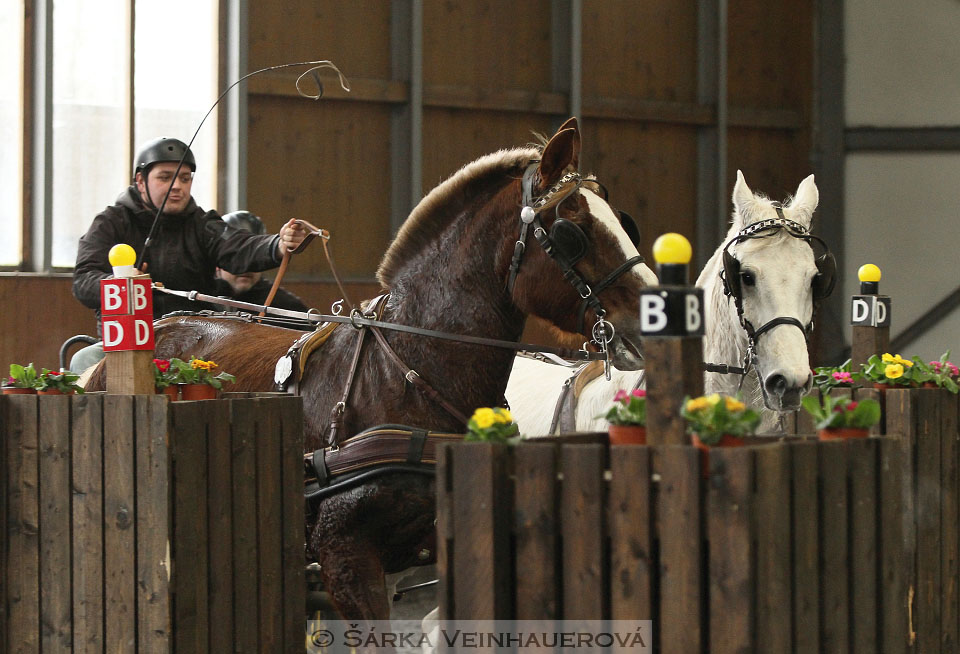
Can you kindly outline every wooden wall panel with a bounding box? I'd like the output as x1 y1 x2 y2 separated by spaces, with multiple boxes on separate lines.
585 121 699 262
248 0 392 78
582 0 699 103
0 276 98 371
246 99 393 279
726 128 814 209
728 0 814 112
423 1 553 91
420 109 555 195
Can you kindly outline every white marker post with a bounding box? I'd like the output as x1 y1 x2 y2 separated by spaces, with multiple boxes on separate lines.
102 243 155 394
640 233 705 446
850 263 891 369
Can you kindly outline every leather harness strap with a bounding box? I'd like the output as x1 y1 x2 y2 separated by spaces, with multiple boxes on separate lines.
304 425 464 496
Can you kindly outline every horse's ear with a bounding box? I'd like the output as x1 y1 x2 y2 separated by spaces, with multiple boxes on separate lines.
789 174 819 227
557 116 579 133
732 170 754 221
538 127 580 188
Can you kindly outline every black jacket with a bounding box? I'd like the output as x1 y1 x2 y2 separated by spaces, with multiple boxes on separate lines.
211 278 309 313
73 186 282 323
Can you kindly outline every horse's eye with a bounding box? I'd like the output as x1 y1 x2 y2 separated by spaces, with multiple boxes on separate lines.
740 271 756 287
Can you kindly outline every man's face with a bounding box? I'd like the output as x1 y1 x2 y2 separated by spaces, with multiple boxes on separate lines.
136 162 194 214
218 269 262 294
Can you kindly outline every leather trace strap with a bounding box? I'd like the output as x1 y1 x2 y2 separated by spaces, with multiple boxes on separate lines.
154 285 605 363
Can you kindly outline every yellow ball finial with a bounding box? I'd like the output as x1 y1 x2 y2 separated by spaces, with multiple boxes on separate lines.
858 263 881 283
652 233 692 265
108 243 137 267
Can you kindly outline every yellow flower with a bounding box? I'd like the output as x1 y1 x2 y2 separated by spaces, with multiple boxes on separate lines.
686 397 711 412
883 353 912 367
494 408 513 424
190 359 217 371
706 394 721 406
472 408 496 429
725 397 746 412
885 363 904 379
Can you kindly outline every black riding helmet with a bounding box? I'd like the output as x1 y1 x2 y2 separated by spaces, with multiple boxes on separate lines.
133 137 196 179
222 210 266 235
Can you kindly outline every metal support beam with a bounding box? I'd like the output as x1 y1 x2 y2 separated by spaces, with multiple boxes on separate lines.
695 0 721 271
551 0 581 127
812 0 846 363
221 0 247 212
390 0 422 233
846 127 960 151
31 0 53 271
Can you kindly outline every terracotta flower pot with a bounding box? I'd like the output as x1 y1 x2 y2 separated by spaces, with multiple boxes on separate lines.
37 389 65 395
608 424 647 446
3 387 37 395
691 433 745 479
157 385 179 400
179 383 218 401
818 427 869 441
921 382 938 389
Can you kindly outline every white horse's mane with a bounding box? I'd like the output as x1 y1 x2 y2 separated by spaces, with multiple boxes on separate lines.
506 171 820 435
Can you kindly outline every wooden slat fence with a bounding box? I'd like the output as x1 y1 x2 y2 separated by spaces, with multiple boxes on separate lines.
1 393 305 653
437 387 960 653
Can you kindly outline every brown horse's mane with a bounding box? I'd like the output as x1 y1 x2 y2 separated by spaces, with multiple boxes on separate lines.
376 145 541 288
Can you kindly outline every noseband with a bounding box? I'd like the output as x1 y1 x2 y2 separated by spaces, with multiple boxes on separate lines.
719 205 836 374
505 162 646 375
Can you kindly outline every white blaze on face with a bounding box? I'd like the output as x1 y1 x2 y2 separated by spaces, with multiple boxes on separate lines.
582 190 658 287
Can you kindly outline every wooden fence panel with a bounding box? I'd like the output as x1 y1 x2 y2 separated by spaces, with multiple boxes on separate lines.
452 442 512 618
37 395 69 652
171 401 210 654
940 390 960 653
136 395 171 654
791 441 820 654
7 395 41 653
849 438 879 654
206 401 233 654
229 399 259 652
436 444 454 620
820 440 851 653
707 447 754 654
72 394 105 652
103 396 137 653
0 396 6 651
916 390 942 654
513 443 559 620
755 443 792 653
256 399 284 652
879 434 910 654
279 397 306 653
561 444 607 619
656 446 702 653
608 446 653 621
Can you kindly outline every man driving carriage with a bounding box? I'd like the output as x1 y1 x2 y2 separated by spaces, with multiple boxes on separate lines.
69 136 309 371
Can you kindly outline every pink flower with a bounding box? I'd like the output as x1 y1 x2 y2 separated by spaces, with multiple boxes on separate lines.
631 389 646 398
7 376 15 384
834 401 858 413
832 371 853 383
614 390 629 402
950 363 959 378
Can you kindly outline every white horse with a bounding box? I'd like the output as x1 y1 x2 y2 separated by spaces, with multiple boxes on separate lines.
506 170 828 434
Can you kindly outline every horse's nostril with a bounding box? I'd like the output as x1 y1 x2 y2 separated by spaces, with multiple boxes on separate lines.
765 373 788 397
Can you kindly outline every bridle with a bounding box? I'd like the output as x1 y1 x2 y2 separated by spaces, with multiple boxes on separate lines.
505 162 646 378
717 204 837 380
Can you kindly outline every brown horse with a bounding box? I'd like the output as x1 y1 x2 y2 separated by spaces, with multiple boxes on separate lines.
87 118 658 619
